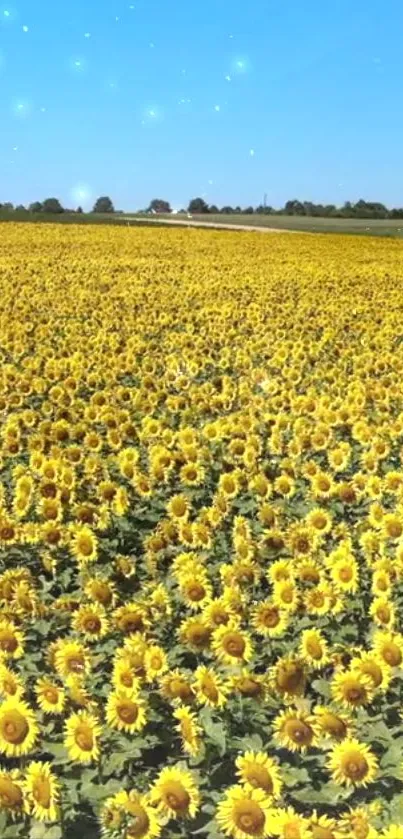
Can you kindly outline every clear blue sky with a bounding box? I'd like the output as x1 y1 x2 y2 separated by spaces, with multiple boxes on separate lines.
1 0 402 210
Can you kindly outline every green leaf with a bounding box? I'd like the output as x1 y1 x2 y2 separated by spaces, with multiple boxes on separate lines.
390 793 403 823
29 824 47 839
44 828 63 839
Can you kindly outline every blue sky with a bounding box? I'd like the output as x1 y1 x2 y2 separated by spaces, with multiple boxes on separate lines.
0 0 402 210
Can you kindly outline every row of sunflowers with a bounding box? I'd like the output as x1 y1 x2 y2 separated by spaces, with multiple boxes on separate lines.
0 223 402 838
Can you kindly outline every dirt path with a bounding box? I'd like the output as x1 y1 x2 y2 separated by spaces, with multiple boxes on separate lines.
119 216 292 233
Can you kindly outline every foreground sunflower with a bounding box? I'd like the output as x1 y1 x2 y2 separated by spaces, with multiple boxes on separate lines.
106 690 147 734
212 622 254 665
216 784 274 839
24 761 59 822
150 765 200 819
274 709 318 752
0 768 25 818
327 738 378 787
100 789 162 839
64 710 101 762
235 751 282 798
0 697 38 757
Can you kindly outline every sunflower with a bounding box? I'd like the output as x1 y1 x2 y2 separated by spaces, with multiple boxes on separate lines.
72 603 110 641
300 629 330 668
159 669 194 704
338 807 379 839
179 574 212 610
212 622 253 665
179 616 212 651
54 640 91 680
380 827 403 839
273 709 317 752
193 665 229 708
113 603 149 636
271 806 312 839
144 645 168 682
309 811 339 839
235 751 282 798
69 524 98 564
251 601 289 637
0 664 24 699
272 580 299 613
106 691 147 734
150 766 200 819
0 620 25 660
313 706 353 742
84 576 117 608
331 670 374 708
350 652 391 691
373 630 403 667
105 789 162 839
0 697 38 757
231 670 266 701
173 707 202 756
167 494 190 522
369 597 395 628
203 597 235 629
306 508 332 537
271 656 306 700
216 784 274 839
24 761 59 822
330 555 359 594
64 710 101 762
0 768 25 817
327 738 378 787
35 678 66 715
218 471 241 499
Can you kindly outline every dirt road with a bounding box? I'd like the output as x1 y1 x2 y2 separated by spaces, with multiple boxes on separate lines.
120 216 291 233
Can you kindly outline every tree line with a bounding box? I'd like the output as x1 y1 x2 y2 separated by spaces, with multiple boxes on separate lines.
2 195 403 219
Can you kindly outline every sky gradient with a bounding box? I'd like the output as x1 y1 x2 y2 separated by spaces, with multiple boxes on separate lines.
1 0 402 211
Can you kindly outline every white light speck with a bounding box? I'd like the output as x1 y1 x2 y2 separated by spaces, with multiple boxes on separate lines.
3 10 10 17
208 179 213 185
249 148 255 157
22 25 28 32
229 34 233 39
181 69 186 75
115 16 119 21
214 104 220 112
75 60 81 67
12 145 18 151
40 106 46 112
149 42 155 48
84 32 91 38
225 74 231 82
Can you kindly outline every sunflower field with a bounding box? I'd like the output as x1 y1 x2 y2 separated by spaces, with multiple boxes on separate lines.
0 223 403 839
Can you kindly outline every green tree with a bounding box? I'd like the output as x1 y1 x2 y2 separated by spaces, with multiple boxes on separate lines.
188 197 209 214
42 197 64 214
29 202 43 213
148 198 171 213
93 196 115 213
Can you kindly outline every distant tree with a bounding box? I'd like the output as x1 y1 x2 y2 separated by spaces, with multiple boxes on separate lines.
234 206 242 214
93 196 115 213
244 206 254 214
220 206 234 214
284 199 305 216
188 197 209 214
16 204 27 212
2 202 14 212
29 201 43 213
76 206 83 214
148 198 171 213
42 197 64 214
208 205 219 214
